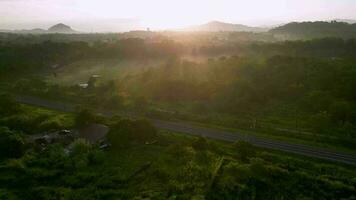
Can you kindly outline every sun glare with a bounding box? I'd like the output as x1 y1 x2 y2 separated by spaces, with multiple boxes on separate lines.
2 0 356 31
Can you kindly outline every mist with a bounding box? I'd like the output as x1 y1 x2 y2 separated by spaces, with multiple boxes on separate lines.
1 0 356 31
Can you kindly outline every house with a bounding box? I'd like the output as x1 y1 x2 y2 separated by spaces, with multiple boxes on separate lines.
29 124 110 151
30 129 76 150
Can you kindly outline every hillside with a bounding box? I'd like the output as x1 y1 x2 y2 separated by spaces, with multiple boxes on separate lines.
48 23 76 33
270 21 356 39
334 19 356 24
185 21 268 32
0 23 76 34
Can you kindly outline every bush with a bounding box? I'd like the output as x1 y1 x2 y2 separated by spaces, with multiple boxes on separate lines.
107 119 132 149
192 136 208 151
89 149 106 165
31 144 69 169
0 113 50 134
70 139 92 169
75 109 97 128
234 141 256 162
132 119 157 142
309 111 332 134
38 118 64 132
0 94 20 116
166 144 193 164
0 127 25 159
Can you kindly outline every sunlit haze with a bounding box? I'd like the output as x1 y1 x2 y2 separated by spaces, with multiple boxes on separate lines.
1 0 356 31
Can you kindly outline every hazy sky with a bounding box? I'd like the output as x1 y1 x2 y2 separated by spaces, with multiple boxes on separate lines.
1 0 356 31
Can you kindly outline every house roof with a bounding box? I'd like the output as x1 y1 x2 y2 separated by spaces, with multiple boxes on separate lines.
78 123 109 144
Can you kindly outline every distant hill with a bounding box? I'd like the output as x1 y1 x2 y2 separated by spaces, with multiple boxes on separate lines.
19 28 47 34
0 23 76 34
184 21 269 32
270 21 356 39
334 19 356 24
48 23 76 33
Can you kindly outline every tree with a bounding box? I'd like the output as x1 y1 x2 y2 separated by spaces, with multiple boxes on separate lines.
107 119 133 149
0 127 25 159
309 111 332 134
0 94 20 116
132 119 157 142
75 109 97 128
329 100 352 125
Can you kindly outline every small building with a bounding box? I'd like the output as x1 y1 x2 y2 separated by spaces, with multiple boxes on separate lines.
78 83 89 89
30 130 76 150
29 125 110 151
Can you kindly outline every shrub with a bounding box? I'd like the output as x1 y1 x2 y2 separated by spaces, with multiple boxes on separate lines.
0 113 51 134
89 149 106 165
0 94 20 116
192 136 208 151
70 139 92 169
38 118 63 132
309 111 332 134
234 141 256 162
75 109 97 128
132 119 157 142
107 119 132 149
0 127 25 159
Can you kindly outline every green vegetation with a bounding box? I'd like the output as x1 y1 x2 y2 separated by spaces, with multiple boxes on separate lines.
0 127 25 159
1 33 356 152
0 95 74 135
1 26 356 199
108 119 157 149
271 21 356 40
0 100 355 199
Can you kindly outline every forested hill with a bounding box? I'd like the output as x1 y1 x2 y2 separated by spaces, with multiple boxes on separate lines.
270 21 356 39
185 21 268 32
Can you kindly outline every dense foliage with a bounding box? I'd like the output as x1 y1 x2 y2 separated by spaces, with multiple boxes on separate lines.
1 35 356 150
0 30 356 199
0 39 182 75
123 55 356 139
0 94 355 199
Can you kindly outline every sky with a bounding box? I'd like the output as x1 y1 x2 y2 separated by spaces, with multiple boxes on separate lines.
1 0 356 32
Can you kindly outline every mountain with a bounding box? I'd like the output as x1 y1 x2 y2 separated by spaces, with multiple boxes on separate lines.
48 23 76 33
270 21 356 39
0 23 77 34
184 21 269 32
333 19 356 24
